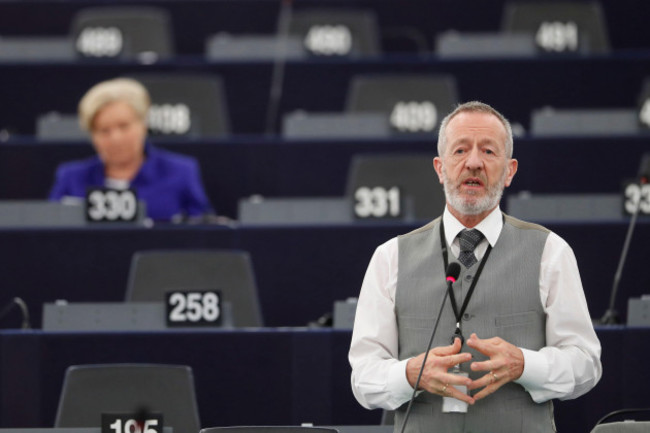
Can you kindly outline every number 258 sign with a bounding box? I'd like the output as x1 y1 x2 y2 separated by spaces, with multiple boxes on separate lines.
166 290 222 327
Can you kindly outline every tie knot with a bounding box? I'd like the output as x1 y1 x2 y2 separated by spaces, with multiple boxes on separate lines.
458 229 484 254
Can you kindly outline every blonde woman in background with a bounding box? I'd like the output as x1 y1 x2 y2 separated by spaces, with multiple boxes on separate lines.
49 78 213 221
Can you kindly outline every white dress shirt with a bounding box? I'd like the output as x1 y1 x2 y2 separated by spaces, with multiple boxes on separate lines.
349 206 602 410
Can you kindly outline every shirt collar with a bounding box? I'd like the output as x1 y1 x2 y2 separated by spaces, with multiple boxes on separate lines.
442 205 503 247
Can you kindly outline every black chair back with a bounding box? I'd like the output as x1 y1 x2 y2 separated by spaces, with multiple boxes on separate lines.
128 73 230 138
502 2 610 54
345 153 445 222
345 74 458 135
71 6 174 60
125 249 263 327
288 8 380 57
55 364 200 433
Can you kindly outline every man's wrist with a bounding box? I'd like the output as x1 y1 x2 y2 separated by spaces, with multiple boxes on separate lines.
514 348 548 389
392 358 418 395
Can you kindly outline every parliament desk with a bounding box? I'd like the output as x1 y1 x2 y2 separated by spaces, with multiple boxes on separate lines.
0 221 648 330
0 327 645 433
2 0 649 55
1 137 648 219
2 55 650 136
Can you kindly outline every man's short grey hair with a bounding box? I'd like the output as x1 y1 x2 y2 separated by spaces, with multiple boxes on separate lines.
78 78 150 132
436 101 514 158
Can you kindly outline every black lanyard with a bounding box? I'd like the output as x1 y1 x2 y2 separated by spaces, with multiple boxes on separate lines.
439 220 492 344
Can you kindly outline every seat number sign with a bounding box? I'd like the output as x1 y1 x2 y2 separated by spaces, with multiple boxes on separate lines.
354 186 401 219
102 413 163 433
623 182 650 216
77 27 123 57
535 21 579 52
86 188 138 222
166 290 222 327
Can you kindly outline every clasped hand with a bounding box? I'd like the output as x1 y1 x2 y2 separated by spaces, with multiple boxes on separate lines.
405 333 524 404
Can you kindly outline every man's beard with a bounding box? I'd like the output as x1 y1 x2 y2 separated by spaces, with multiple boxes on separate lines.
442 166 507 216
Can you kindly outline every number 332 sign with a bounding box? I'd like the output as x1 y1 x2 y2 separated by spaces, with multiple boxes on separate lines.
623 182 650 216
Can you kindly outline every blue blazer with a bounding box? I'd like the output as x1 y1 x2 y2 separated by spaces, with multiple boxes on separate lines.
49 143 213 221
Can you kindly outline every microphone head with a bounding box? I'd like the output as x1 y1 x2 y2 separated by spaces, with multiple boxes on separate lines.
446 262 461 282
638 153 650 183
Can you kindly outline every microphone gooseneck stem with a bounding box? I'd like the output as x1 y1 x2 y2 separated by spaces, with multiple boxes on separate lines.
600 181 644 325
13 297 31 329
264 0 293 135
0 297 31 329
399 280 453 433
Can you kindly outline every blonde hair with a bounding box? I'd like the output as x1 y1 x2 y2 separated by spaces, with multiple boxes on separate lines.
437 101 514 158
78 78 150 131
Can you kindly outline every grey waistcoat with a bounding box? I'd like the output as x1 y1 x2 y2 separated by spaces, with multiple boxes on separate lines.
394 214 556 433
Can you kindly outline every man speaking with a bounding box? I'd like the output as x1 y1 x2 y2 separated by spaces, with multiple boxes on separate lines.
349 101 601 432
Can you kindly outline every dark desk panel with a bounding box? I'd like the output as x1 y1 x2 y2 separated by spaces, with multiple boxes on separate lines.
0 328 646 433
0 226 236 327
239 220 650 326
556 327 648 432
237 224 407 326
0 137 648 219
2 56 650 136
0 329 368 428
0 221 647 330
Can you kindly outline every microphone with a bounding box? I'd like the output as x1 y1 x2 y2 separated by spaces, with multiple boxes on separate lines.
0 297 31 329
598 153 650 324
446 262 461 284
134 406 153 432
398 262 461 433
638 153 650 184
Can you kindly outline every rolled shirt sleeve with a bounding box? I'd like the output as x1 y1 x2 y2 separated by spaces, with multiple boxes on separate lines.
514 232 602 402
350 238 416 410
